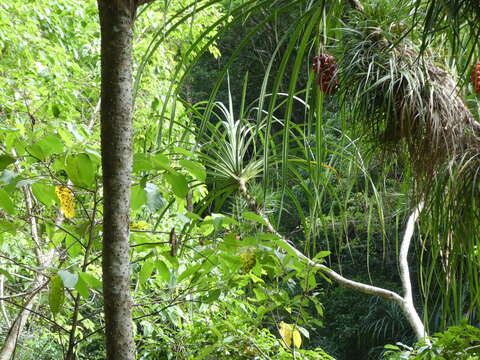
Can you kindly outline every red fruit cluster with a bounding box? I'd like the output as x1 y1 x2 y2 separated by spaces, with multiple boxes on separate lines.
312 54 339 95
472 62 480 94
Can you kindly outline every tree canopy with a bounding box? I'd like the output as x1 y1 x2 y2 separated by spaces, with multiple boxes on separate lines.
0 0 479 359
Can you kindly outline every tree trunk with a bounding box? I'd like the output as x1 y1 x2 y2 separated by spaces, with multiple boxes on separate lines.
97 1 137 359
0 294 36 360
0 187 55 360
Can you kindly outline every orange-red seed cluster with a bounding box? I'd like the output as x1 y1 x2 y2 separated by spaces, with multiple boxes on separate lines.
472 62 480 94
312 54 339 95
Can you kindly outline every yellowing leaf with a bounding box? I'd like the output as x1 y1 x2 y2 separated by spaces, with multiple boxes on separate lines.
55 186 75 218
279 321 292 347
130 220 149 230
293 328 302 348
278 322 302 348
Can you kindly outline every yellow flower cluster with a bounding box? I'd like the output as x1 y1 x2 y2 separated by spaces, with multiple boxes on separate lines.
130 221 149 230
55 186 75 219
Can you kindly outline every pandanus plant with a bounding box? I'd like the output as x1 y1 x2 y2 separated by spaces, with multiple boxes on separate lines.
138 0 480 342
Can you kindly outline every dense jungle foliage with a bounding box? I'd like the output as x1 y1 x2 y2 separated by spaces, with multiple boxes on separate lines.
0 0 479 359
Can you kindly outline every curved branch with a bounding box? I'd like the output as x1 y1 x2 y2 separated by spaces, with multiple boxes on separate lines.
399 201 426 339
238 180 426 339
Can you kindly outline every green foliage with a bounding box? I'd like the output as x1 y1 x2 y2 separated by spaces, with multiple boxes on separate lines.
1 0 480 359
383 324 480 360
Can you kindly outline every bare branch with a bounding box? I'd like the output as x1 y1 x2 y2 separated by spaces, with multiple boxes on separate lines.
399 201 427 339
0 281 49 301
238 179 427 339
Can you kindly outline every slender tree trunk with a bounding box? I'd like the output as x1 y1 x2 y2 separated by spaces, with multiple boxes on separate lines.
0 188 54 360
0 263 10 328
65 196 98 360
97 1 137 359
0 293 36 360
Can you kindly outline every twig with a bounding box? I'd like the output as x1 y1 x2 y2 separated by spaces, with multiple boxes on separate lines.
0 281 49 301
1 298 68 333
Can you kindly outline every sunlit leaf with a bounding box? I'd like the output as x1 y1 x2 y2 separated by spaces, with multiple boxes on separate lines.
242 211 268 226
0 188 15 214
139 260 155 285
58 269 79 288
165 171 188 198
131 185 147 210
32 183 58 207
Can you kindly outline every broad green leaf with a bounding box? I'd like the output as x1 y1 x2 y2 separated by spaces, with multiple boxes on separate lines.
65 153 96 188
58 269 78 288
173 147 194 158
151 154 170 171
311 297 324 317
79 272 102 289
0 220 16 234
31 183 58 207
179 159 206 182
57 127 74 147
139 260 155 285
65 235 82 258
258 233 280 241
0 269 13 281
177 263 202 283
133 153 152 172
209 213 237 229
301 273 317 291
155 260 170 282
0 188 15 214
49 275 65 316
253 287 267 301
131 185 147 210
242 211 268 226
313 250 330 262
27 144 46 161
201 289 221 303
0 154 15 170
75 276 89 299
384 345 400 350
27 135 64 161
165 171 188 198
275 238 300 259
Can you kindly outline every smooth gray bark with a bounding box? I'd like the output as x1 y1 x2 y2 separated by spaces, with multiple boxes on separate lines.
97 1 138 359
